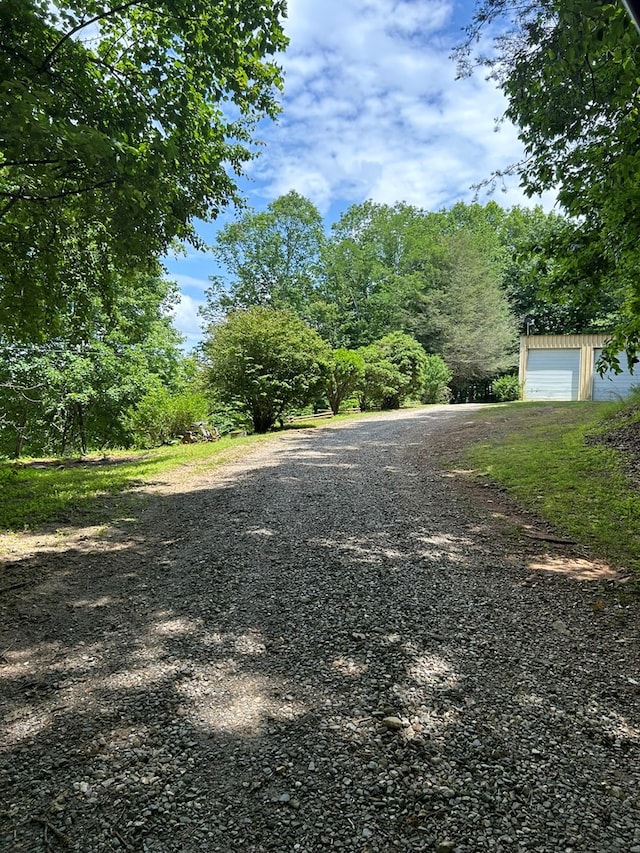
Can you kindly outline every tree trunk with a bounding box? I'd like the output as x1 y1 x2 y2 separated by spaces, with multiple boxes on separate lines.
77 404 87 454
251 400 276 434
13 408 28 458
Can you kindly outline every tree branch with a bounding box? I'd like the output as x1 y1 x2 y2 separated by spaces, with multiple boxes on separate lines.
0 178 118 204
86 55 152 110
37 1 143 73
0 158 80 169
0 197 19 219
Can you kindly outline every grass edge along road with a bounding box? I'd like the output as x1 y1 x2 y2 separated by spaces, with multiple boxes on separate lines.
0 409 398 534
461 397 640 575
0 410 376 533
2 400 640 578
0 433 273 533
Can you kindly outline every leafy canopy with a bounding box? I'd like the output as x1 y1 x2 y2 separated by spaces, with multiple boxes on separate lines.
457 0 640 363
421 355 452 404
0 0 288 338
205 191 325 322
326 349 365 416
316 201 446 349
358 332 429 411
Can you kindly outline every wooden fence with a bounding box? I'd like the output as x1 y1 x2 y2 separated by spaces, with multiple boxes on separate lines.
285 407 360 424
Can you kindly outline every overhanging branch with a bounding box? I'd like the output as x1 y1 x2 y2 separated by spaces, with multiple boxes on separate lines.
37 1 143 73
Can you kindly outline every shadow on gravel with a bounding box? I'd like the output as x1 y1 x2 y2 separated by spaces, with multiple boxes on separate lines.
1 411 640 852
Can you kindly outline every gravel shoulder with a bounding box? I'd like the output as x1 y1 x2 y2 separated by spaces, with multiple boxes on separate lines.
1 405 639 853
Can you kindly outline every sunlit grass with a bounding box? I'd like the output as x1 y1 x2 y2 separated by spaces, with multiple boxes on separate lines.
463 401 640 572
0 434 270 532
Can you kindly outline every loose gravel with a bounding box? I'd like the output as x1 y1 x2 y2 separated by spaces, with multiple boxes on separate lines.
1 405 639 853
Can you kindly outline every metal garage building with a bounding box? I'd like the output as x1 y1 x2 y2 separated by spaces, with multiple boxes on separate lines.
519 334 638 401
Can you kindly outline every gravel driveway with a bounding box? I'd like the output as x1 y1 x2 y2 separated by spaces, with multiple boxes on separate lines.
1 405 639 853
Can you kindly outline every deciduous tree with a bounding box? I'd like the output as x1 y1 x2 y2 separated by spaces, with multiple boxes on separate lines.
498 206 621 336
203 307 331 433
421 355 452 404
326 349 365 415
204 191 325 322
358 332 429 410
317 202 444 348
457 0 640 363
0 0 287 338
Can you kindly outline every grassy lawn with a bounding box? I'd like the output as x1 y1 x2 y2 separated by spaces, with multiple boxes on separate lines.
0 434 271 532
463 400 640 572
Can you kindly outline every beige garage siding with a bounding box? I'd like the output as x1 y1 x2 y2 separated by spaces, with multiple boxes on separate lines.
519 335 609 401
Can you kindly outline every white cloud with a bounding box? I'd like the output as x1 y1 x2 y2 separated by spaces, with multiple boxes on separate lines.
170 293 206 350
168 1 559 347
247 0 554 215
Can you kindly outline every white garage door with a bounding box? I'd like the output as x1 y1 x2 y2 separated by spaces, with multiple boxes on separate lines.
525 349 580 401
592 349 638 401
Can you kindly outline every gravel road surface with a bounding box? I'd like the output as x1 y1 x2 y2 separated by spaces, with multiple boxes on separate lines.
1 405 639 853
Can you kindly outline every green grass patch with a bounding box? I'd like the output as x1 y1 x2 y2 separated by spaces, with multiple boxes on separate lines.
0 434 269 532
464 401 640 571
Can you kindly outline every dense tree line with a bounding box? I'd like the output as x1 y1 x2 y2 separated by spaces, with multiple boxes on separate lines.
1 190 622 455
202 192 618 410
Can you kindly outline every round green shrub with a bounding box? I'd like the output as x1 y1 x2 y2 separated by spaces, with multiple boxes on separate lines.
492 374 521 402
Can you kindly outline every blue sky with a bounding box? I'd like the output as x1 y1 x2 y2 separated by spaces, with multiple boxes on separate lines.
165 0 556 349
